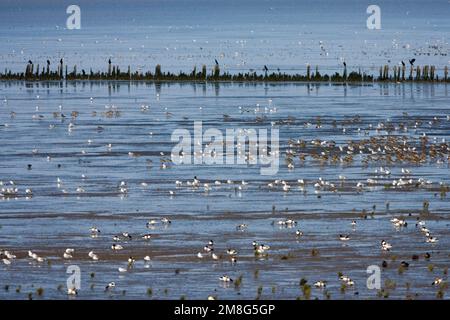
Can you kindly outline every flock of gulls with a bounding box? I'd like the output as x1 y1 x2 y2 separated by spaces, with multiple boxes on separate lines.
1 172 447 297
1 92 449 299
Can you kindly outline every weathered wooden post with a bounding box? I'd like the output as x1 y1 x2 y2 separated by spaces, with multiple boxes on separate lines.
445 66 448 81
59 59 64 79
393 66 397 81
430 65 435 81
409 65 413 80
401 65 406 81
213 64 220 78
383 65 389 80
423 65 429 80
108 59 112 77
202 65 207 79
416 66 421 81
155 64 162 79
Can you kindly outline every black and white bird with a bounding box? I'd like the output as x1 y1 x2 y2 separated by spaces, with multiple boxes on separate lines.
105 282 116 290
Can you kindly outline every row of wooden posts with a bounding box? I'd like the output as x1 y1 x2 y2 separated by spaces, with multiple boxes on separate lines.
2 61 449 82
379 64 448 81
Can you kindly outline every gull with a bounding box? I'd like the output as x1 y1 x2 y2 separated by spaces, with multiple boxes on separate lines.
28 251 38 259
147 219 158 226
76 187 85 193
226 249 238 256
90 227 101 234
219 275 233 282
339 275 354 286
2 259 11 265
3 251 16 259
122 232 132 240
211 252 219 260
144 256 151 262
426 236 438 243
118 267 127 273
416 220 426 227
111 244 123 250
236 224 248 231
339 235 350 241
314 281 327 288
277 219 297 227
63 252 73 259
432 278 443 286
105 282 116 291
197 252 204 259
161 217 171 224
381 240 392 251
420 226 430 233
88 251 99 261
295 230 303 237
142 234 152 240
67 287 78 295
253 242 270 254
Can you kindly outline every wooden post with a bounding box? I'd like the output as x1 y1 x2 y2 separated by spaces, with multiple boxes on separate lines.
430 66 435 81
401 65 406 81
445 66 448 81
423 65 429 80
306 64 310 80
59 60 63 79
202 65 207 79
416 66 421 81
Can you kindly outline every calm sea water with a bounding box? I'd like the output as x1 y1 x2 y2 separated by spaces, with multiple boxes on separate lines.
0 0 449 74
0 81 449 299
0 0 449 300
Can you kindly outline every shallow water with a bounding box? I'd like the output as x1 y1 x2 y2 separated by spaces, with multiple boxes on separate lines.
0 81 449 300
